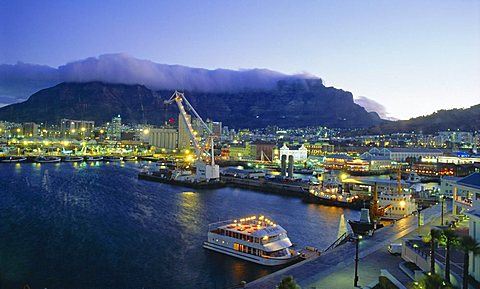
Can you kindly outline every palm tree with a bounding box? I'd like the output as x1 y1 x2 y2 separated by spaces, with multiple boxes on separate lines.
410 273 454 289
456 235 480 289
277 276 301 289
430 228 443 274
442 229 459 283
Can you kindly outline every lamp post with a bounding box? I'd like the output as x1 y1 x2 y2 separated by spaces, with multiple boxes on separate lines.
441 196 445 226
354 236 361 287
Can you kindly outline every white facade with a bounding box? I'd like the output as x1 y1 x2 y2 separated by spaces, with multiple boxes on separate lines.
279 144 308 162
367 147 443 162
460 173 480 283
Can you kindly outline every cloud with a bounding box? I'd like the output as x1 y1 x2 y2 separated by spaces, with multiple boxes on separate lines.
0 53 321 105
354 96 397 120
58 53 316 92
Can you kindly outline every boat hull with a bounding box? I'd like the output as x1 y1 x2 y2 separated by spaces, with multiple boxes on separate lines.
203 241 298 266
303 194 370 210
0 157 27 163
138 172 225 189
348 220 383 235
35 157 61 163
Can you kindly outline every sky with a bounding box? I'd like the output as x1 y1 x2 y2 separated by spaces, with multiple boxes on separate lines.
1 0 479 120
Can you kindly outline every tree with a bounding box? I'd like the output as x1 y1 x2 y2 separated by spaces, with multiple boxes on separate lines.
277 276 301 289
442 229 459 283
429 228 443 274
455 235 480 289
410 273 454 289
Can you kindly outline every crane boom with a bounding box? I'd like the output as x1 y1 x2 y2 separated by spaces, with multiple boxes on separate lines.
164 91 219 181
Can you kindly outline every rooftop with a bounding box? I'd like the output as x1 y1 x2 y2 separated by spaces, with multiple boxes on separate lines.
457 172 480 190
217 215 286 238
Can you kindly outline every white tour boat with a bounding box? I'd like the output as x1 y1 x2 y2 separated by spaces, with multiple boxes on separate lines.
203 215 299 266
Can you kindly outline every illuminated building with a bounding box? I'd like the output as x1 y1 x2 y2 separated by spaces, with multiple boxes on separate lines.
107 115 122 140
366 147 443 161
61 119 95 136
149 126 178 150
279 144 307 162
22 122 39 137
462 173 480 283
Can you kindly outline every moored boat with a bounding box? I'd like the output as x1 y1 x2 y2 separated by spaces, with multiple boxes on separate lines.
203 215 300 266
35 156 61 163
103 156 123 161
122 156 137 161
303 171 369 210
85 156 104 161
348 208 381 236
63 156 84 162
0 156 27 163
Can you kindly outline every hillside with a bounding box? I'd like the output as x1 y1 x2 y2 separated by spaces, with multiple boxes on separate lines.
0 80 382 128
365 104 480 134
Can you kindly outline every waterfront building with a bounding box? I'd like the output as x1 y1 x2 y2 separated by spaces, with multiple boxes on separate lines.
22 122 39 137
439 176 462 197
463 173 480 283
178 113 192 150
279 143 307 162
228 142 255 160
60 119 95 136
324 153 352 170
366 147 443 162
251 141 275 161
149 126 178 150
344 159 369 172
360 155 392 171
303 142 334 156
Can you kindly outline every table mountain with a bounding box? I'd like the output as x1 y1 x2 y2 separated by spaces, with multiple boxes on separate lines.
0 80 382 128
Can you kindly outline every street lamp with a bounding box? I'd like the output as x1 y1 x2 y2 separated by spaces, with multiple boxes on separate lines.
441 195 446 226
354 235 362 287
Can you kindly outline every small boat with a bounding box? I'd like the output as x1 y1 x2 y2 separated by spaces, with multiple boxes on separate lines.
0 156 27 163
303 171 369 210
35 156 61 163
203 215 300 266
406 172 421 183
63 156 84 162
104 156 123 161
85 156 104 161
122 156 137 161
348 208 380 236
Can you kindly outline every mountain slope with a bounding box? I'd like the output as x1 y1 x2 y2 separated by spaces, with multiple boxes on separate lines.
365 104 480 134
0 54 315 104
0 81 382 128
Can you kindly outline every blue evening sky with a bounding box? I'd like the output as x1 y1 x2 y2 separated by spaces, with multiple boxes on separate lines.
1 0 479 119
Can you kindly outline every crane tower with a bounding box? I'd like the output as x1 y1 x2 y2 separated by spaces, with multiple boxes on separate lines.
164 91 220 182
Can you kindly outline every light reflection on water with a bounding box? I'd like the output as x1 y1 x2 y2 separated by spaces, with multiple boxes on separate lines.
0 162 358 289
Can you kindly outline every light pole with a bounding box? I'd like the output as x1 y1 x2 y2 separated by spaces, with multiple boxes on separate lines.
441 196 445 226
354 235 361 287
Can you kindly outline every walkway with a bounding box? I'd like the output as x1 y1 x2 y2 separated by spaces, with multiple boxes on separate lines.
246 203 445 289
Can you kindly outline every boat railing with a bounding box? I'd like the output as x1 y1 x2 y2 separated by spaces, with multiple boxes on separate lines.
207 220 233 231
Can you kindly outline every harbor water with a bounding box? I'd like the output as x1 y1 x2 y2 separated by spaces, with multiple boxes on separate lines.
0 162 359 289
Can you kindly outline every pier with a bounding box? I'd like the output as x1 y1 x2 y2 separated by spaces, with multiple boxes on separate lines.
245 203 444 289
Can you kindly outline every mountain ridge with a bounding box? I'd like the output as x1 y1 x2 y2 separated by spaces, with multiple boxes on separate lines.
0 81 383 129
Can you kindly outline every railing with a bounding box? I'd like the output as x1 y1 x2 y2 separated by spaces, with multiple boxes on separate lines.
323 232 349 253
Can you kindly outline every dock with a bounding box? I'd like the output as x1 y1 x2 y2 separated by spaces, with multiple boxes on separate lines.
222 176 308 197
244 203 443 289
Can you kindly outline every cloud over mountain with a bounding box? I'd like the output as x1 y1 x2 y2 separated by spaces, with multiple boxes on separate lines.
0 53 319 104
354 96 397 121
